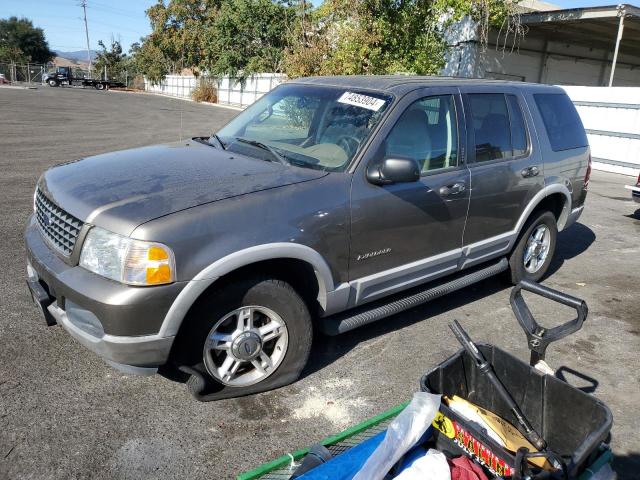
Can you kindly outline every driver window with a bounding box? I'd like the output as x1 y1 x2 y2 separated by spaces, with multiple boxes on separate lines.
245 96 319 143
384 95 458 174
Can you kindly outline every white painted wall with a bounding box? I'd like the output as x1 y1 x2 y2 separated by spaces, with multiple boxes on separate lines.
562 86 640 177
144 75 197 99
216 74 285 107
145 73 286 107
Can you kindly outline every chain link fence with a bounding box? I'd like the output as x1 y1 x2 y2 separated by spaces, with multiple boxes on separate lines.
0 62 139 89
0 62 51 85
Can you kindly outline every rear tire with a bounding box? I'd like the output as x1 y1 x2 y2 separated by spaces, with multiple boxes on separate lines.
507 211 557 284
95 83 105 90
174 277 313 398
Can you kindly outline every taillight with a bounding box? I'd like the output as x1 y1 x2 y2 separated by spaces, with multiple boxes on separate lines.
584 155 592 189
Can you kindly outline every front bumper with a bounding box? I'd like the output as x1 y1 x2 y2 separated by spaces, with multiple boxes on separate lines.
25 216 186 373
625 184 640 203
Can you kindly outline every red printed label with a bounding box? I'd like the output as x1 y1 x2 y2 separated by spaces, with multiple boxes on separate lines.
451 420 514 477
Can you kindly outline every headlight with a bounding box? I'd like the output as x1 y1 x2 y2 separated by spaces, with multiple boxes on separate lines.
79 227 176 286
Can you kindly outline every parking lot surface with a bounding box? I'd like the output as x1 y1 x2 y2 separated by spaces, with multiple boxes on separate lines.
1 86 639 479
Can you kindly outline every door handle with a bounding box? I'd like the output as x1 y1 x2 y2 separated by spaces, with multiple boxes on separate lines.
521 165 540 178
439 182 466 196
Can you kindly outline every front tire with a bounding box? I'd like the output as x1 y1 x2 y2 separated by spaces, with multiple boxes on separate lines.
47 79 58 87
175 277 312 398
507 211 557 284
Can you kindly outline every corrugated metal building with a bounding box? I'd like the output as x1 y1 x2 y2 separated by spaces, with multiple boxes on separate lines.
444 3 640 87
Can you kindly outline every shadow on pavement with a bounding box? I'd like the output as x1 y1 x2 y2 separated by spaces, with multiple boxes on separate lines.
547 222 596 277
304 276 508 378
624 207 640 220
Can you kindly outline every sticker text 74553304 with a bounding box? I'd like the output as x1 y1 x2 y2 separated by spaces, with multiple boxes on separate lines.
337 92 386 111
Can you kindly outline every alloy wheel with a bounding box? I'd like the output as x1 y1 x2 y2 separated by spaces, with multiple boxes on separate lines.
524 224 551 274
203 306 288 387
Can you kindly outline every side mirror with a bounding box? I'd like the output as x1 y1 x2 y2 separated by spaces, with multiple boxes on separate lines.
367 157 420 186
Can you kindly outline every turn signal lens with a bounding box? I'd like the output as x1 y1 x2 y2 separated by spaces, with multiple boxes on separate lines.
80 227 176 286
145 246 173 285
147 264 172 285
148 246 169 261
123 242 175 285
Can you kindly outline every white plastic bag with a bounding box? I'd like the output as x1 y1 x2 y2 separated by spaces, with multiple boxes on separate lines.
393 449 451 480
352 392 441 480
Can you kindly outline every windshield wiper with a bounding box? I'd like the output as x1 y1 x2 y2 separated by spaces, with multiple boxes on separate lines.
209 133 227 150
234 137 289 165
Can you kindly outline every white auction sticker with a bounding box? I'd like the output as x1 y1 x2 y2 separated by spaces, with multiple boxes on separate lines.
337 92 386 111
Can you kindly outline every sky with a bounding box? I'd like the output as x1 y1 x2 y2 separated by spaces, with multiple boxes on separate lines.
0 0 157 54
0 0 630 56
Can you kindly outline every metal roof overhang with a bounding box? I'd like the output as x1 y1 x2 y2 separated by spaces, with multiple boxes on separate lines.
518 4 640 59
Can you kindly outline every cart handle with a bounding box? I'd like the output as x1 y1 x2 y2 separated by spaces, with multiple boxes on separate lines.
510 280 588 366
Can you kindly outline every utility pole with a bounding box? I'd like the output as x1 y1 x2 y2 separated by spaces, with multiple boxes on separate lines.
608 7 626 87
80 0 92 75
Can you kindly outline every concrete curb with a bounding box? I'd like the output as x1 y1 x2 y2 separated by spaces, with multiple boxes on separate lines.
0 84 39 90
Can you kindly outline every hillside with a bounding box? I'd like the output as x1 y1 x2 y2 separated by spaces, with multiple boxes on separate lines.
52 56 90 69
54 50 97 63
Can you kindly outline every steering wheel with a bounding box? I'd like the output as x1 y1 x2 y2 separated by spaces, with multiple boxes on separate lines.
336 135 361 157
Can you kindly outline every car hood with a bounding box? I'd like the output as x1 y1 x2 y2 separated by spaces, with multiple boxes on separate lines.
39 140 327 236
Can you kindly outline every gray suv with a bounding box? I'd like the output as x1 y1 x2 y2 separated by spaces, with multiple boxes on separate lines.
25 76 590 399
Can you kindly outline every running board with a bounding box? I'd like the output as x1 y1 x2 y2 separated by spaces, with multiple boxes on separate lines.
320 258 509 336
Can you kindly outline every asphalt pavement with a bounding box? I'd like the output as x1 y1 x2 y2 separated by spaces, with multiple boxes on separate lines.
1 85 638 479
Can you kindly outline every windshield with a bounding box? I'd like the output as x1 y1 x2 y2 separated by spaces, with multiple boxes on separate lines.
215 84 392 171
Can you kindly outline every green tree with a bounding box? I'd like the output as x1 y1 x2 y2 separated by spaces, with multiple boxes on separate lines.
129 39 172 84
283 0 520 78
204 0 294 80
130 0 223 83
0 17 54 64
131 0 521 82
94 39 127 80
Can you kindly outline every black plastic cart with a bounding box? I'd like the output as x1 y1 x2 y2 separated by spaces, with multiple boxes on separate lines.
239 281 614 480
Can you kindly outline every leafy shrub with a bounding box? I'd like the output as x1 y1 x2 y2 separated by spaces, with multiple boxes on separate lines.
132 75 145 90
192 78 218 103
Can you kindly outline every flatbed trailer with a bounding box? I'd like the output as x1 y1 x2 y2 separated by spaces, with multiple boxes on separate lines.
43 66 125 91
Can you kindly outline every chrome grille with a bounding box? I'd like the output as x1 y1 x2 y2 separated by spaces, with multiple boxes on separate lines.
35 189 83 256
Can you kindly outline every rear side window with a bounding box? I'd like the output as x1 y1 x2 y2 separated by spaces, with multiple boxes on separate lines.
469 94 511 162
507 95 528 157
534 93 587 151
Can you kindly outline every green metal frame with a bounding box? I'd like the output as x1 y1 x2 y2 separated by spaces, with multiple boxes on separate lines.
236 401 409 480
237 401 612 480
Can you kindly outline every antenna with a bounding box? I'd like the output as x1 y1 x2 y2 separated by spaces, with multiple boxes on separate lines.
80 0 92 75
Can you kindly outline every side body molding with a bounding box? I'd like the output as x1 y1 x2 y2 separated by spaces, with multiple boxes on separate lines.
158 243 336 337
347 183 574 306
461 183 572 269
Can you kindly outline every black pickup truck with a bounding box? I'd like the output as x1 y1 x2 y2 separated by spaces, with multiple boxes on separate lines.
43 66 125 90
